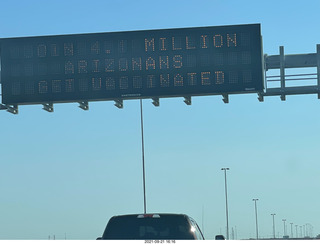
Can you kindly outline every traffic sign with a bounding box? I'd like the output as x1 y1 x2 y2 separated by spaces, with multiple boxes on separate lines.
0 24 263 105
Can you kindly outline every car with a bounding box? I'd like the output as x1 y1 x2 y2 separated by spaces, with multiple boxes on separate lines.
215 234 226 240
97 213 205 240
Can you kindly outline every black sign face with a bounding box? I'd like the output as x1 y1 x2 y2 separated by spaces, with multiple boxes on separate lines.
0 24 263 105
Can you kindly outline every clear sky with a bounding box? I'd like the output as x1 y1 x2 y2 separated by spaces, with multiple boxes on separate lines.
0 0 320 240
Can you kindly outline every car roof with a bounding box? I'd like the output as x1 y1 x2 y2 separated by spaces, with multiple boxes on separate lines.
102 213 203 240
110 213 191 218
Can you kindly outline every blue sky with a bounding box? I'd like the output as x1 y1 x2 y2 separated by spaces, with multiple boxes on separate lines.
0 0 320 240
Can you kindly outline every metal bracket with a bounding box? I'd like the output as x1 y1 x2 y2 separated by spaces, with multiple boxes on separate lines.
258 93 264 102
184 96 191 105
152 97 159 107
42 103 54 112
114 99 123 109
222 94 229 104
0 104 7 110
78 101 89 110
0 104 18 114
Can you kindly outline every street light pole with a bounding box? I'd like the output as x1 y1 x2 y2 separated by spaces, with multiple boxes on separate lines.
221 168 230 240
271 214 276 239
282 219 286 237
252 199 259 240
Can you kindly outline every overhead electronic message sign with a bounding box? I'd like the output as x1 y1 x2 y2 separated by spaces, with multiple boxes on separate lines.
0 24 263 105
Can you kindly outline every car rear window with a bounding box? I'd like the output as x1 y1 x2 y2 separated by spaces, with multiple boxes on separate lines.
102 215 195 240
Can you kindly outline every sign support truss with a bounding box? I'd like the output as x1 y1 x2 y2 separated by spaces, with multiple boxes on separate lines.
260 44 320 101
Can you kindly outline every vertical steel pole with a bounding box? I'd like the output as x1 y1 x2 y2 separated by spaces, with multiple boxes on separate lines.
282 219 286 237
140 99 147 214
280 46 286 101
221 168 230 240
253 199 259 239
271 214 276 239
225 169 229 240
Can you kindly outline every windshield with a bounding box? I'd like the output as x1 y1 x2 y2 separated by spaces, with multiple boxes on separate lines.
102 215 195 240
